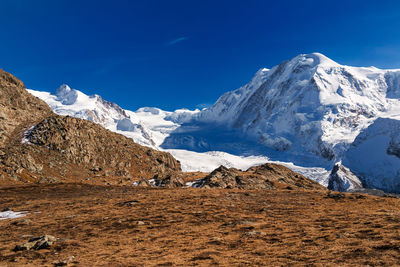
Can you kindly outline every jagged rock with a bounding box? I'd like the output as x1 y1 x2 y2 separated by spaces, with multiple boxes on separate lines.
14 235 56 251
153 173 185 188
328 163 363 192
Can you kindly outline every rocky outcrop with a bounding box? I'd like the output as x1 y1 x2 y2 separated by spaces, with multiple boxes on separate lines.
153 173 185 188
0 69 52 150
14 235 56 251
192 164 325 190
193 165 274 189
327 163 363 192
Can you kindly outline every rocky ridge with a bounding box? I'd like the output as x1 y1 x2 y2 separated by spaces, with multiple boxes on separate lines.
0 69 181 185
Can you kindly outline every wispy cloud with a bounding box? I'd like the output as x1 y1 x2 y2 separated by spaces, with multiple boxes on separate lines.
196 103 212 109
166 37 189 46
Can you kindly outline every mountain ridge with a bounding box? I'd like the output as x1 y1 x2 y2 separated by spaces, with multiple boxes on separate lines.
26 53 400 192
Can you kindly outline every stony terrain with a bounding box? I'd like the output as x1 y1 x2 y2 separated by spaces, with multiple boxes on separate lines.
2 184 400 266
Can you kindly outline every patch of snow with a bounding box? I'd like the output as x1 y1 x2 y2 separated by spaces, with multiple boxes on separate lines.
165 149 270 172
21 126 35 144
0 210 28 220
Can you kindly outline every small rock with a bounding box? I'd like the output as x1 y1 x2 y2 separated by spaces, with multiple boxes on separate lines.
11 219 31 226
14 235 56 251
118 200 140 207
53 256 75 266
53 261 67 267
244 231 265 237
137 221 145 225
326 192 346 199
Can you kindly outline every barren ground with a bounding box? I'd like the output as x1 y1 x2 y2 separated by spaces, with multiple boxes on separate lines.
1 184 400 266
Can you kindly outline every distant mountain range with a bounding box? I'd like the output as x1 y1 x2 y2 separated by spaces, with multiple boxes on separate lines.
28 53 400 193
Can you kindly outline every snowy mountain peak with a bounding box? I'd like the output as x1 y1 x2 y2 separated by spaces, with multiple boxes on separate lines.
55 84 72 94
55 84 78 105
173 53 400 171
288 53 337 69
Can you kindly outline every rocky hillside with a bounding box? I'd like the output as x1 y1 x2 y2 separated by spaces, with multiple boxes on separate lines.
192 164 325 190
0 69 181 185
0 70 53 150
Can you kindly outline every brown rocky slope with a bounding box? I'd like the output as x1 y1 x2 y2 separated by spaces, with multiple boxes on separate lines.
0 69 181 185
192 164 325 190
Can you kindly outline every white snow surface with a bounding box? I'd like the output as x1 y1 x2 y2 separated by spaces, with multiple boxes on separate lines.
27 53 400 191
0 210 28 220
343 118 400 192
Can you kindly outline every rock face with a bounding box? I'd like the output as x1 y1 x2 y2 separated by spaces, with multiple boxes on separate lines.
24 116 181 178
0 69 53 150
327 163 363 192
0 69 181 184
193 164 325 190
193 165 274 189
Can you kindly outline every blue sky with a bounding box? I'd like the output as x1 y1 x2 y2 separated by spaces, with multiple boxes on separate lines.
1 0 400 111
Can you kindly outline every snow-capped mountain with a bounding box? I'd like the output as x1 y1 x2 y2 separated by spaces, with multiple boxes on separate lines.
28 85 197 148
28 53 400 192
28 86 276 173
180 53 400 163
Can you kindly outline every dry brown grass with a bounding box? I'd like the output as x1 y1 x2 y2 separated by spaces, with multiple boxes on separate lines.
1 184 400 266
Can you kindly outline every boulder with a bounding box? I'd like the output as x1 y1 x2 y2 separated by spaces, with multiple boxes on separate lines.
14 235 56 251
